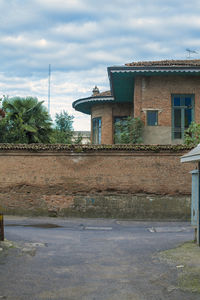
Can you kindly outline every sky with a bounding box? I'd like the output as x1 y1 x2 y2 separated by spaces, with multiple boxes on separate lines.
0 0 200 130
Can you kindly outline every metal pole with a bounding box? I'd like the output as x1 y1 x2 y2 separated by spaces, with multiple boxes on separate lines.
198 162 200 246
0 213 4 241
48 64 51 114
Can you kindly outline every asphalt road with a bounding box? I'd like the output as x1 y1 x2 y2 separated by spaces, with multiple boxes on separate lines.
0 216 198 300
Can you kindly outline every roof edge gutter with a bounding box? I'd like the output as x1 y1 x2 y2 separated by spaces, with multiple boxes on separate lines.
73 96 115 109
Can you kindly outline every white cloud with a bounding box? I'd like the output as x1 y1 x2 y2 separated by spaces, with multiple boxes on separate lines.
53 21 99 40
0 35 50 49
0 66 109 130
35 0 87 12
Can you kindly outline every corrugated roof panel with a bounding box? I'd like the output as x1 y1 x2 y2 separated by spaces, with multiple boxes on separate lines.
181 144 200 162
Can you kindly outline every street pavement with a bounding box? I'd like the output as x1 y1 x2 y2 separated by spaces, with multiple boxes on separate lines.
0 216 198 300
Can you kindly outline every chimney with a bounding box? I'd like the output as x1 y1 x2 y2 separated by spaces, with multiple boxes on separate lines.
92 86 100 96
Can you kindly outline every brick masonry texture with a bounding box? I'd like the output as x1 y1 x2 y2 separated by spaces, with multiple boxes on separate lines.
134 75 200 126
74 60 200 145
0 147 195 219
90 75 200 144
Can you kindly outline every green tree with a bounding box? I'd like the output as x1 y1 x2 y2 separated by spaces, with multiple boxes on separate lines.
114 117 144 144
51 111 74 144
1 96 52 143
184 122 200 146
0 97 5 120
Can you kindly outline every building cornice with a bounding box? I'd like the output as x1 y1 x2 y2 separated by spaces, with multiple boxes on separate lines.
72 96 115 114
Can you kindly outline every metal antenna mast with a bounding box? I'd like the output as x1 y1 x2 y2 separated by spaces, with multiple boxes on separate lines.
48 64 51 114
186 49 198 59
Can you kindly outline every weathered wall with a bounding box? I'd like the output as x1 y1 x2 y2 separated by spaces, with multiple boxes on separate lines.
142 127 183 145
0 190 191 220
143 126 171 145
0 145 195 219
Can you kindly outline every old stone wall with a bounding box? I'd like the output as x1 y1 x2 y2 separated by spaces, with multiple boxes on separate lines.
0 145 195 219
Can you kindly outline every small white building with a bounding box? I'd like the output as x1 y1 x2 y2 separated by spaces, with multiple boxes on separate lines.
72 131 91 144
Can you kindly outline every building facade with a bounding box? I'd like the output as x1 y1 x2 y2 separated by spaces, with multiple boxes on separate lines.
73 60 200 144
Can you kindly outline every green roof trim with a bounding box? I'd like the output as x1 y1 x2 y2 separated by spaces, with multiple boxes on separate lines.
111 72 134 103
108 65 200 103
72 96 115 114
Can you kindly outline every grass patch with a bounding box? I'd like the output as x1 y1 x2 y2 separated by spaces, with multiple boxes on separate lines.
159 241 200 293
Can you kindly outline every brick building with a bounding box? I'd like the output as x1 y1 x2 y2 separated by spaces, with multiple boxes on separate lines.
73 59 200 144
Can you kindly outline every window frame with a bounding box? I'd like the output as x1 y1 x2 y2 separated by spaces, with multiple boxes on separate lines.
146 110 158 126
92 117 101 144
171 94 194 140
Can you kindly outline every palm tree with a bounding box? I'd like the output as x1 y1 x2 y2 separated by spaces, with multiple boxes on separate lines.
3 97 52 143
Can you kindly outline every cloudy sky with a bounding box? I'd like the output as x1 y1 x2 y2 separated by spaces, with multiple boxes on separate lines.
0 0 200 130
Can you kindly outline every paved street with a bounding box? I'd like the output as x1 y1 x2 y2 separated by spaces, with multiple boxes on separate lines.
0 216 198 300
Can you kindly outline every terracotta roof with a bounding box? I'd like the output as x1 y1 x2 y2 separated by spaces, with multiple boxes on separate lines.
125 59 200 67
93 90 111 97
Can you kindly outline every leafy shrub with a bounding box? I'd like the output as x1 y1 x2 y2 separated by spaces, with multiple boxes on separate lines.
114 117 144 144
184 122 200 146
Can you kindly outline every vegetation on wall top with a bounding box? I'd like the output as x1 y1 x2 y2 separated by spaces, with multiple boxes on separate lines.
0 143 192 153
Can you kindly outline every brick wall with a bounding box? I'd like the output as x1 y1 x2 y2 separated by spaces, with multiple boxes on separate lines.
0 145 195 219
134 75 200 144
134 75 200 125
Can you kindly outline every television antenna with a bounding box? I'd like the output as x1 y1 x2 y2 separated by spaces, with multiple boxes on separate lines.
186 48 198 59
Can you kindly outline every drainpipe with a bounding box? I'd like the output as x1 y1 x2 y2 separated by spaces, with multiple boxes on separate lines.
0 104 5 240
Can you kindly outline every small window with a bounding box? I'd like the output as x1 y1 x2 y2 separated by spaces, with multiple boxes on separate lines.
147 111 158 126
92 117 101 144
